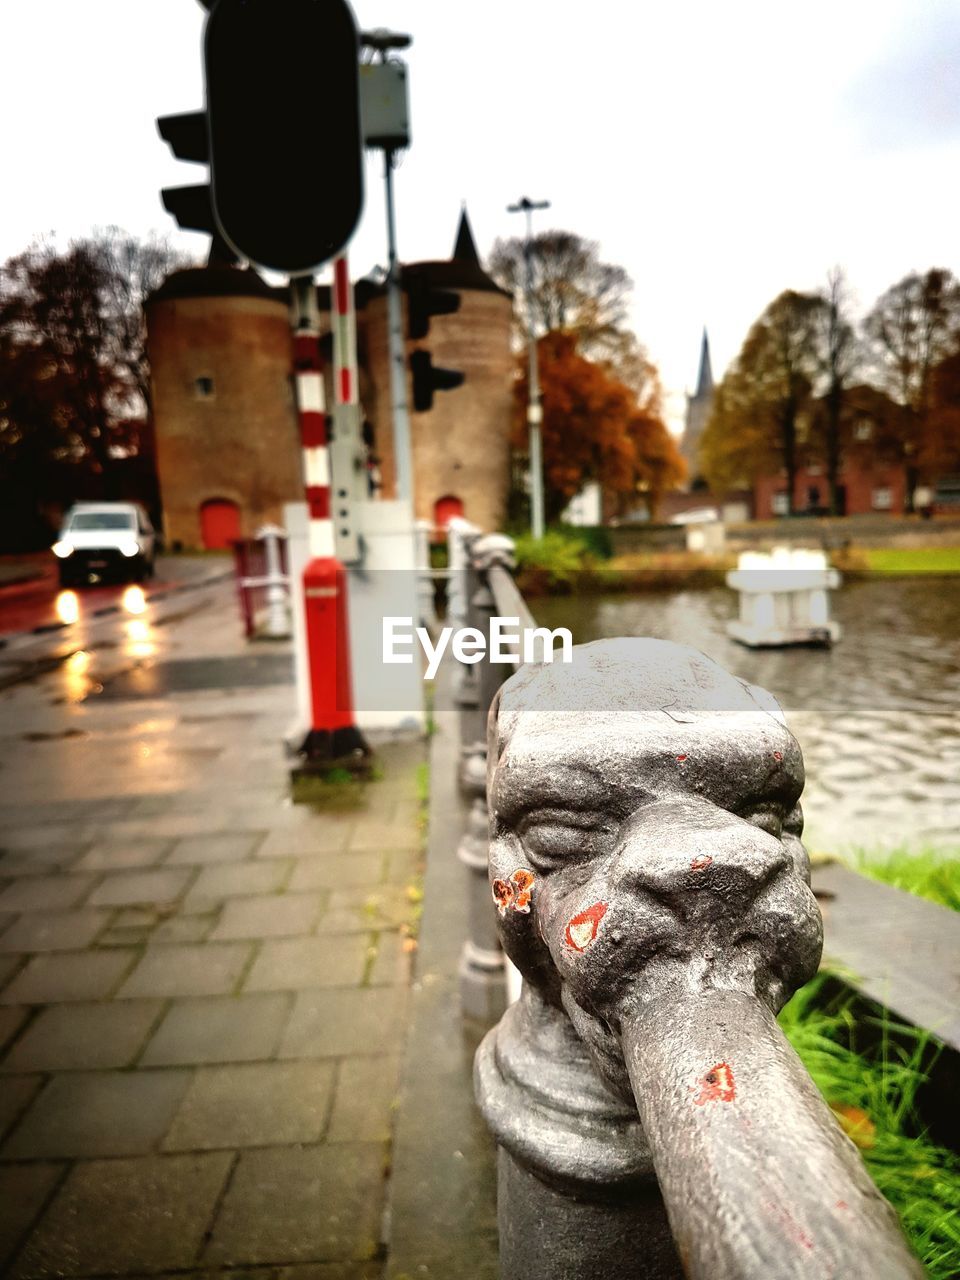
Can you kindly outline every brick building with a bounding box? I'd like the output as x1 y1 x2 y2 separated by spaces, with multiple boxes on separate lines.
674 332 916 521
753 462 907 519
145 211 514 548
146 267 301 549
752 385 910 519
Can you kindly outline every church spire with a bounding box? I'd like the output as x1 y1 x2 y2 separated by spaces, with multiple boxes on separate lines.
695 328 714 398
453 205 481 266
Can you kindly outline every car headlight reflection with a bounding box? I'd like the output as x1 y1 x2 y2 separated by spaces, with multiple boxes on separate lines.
52 540 73 559
122 586 147 615
55 591 80 625
119 540 140 558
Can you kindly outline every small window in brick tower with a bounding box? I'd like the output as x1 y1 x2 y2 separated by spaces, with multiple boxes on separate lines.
199 499 241 550
434 495 464 529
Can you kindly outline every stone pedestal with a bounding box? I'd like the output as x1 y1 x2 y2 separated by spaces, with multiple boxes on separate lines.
476 987 681 1280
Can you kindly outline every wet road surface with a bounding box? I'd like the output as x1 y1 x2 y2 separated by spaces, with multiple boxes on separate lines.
0 555 232 642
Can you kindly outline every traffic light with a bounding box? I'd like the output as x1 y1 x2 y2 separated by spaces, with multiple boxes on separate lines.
402 270 465 411
203 0 363 274
158 0 364 276
409 350 465 413
405 275 460 340
157 111 238 265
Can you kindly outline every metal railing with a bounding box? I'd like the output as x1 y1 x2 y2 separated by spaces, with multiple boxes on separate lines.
446 532 922 1280
232 524 291 639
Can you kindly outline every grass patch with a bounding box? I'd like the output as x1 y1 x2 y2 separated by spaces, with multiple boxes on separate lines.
858 547 960 574
511 530 960 591
513 531 733 595
289 760 383 810
781 975 960 1277
415 760 429 808
598 550 733 591
841 849 960 913
514 529 597 591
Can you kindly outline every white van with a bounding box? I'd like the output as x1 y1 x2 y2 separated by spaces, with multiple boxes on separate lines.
53 502 157 588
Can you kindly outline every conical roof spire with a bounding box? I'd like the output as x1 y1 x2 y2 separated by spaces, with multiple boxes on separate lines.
695 328 714 398
453 206 481 266
401 206 509 297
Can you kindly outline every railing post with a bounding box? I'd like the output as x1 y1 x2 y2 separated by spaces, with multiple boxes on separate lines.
476 637 923 1280
256 523 291 639
456 534 517 1023
413 518 438 629
447 517 479 713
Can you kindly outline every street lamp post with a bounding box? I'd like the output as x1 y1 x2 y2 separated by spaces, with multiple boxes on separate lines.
508 196 550 539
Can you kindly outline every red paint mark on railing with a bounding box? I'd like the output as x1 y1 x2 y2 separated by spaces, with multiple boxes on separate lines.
693 1061 736 1105
690 855 713 872
492 868 535 916
564 901 608 951
676 753 688 763
763 1199 814 1252
773 751 783 761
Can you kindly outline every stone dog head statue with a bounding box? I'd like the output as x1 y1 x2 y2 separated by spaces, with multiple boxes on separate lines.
487 637 823 1104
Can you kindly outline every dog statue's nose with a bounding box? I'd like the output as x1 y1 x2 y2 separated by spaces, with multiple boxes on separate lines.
550 796 819 1026
609 798 791 921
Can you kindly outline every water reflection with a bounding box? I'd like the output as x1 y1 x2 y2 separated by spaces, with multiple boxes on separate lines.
55 591 79 625
125 617 155 660
63 650 93 704
122 586 147 615
534 578 960 855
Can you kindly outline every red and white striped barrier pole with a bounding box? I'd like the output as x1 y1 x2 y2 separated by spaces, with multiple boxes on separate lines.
332 254 358 409
291 276 368 768
328 254 365 564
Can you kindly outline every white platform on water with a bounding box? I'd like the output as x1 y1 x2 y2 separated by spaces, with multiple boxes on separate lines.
726 547 841 648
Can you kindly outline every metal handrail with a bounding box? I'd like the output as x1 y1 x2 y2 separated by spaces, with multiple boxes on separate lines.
486 561 537 636
461 533 923 1280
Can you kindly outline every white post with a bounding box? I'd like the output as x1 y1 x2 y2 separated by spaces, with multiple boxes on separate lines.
446 516 476 629
256 524 290 639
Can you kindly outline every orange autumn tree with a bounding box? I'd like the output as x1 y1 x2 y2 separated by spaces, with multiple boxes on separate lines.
512 331 685 522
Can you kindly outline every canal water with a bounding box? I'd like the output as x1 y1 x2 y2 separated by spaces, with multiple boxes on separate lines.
533 577 960 856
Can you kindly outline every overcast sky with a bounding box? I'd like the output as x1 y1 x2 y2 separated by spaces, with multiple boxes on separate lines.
3 0 960 431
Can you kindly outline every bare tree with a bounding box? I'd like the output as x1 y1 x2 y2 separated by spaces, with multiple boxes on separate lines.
490 232 630 352
864 268 960 504
0 230 191 514
700 290 821 512
813 269 859 515
488 229 660 407
83 227 192 415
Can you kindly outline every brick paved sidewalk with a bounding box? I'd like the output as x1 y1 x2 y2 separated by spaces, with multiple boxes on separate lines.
0 594 425 1278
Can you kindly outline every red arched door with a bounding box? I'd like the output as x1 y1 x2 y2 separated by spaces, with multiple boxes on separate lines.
434 494 464 530
199 499 241 549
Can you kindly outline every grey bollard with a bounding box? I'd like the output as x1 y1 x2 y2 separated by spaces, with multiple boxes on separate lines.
413 519 438 629
456 550 487 772
448 520 480 712
456 535 517 1023
476 638 923 1280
